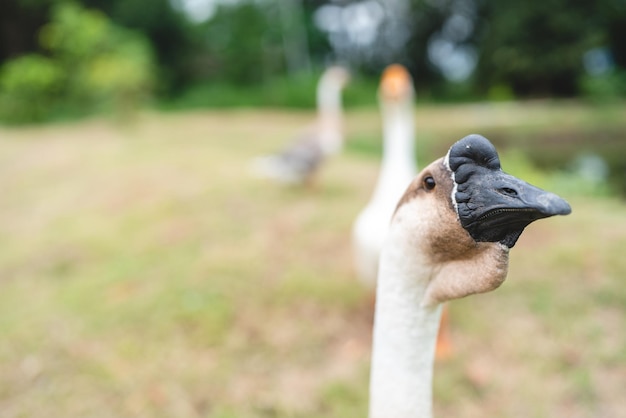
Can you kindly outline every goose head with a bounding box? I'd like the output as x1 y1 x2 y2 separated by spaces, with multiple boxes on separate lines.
392 134 571 306
320 66 351 90
379 64 414 104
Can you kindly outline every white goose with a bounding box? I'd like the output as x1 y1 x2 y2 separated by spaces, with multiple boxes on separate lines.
352 64 417 287
369 134 571 418
353 64 453 359
252 66 350 185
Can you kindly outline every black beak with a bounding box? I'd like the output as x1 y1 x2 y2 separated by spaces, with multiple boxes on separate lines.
459 171 571 247
447 135 572 248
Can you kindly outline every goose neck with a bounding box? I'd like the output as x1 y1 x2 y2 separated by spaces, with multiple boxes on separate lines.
369 238 441 418
369 103 416 204
317 79 343 123
380 103 415 167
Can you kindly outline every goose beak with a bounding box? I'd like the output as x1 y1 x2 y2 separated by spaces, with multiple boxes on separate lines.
458 171 571 247
379 64 413 102
447 134 571 248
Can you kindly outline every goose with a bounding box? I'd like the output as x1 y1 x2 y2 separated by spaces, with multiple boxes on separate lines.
352 64 417 287
352 64 453 359
251 66 350 185
368 134 571 418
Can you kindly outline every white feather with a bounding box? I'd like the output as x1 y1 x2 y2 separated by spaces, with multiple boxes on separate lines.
353 65 417 286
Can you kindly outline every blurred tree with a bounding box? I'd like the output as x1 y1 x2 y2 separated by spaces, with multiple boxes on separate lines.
0 0 52 62
598 0 626 69
200 1 285 84
405 0 451 91
0 54 62 122
0 2 154 123
2 0 625 107
474 0 604 97
80 0 195 94
278 0 312 75
41 3 154 112
302 0 333 65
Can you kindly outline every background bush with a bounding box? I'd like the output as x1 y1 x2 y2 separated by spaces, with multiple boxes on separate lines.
0 2 154 124
0 54 62 123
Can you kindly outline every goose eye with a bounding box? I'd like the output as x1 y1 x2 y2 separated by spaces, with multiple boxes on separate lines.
424 176 436 190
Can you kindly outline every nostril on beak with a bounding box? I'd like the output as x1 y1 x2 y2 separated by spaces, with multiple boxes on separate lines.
499 187 518 197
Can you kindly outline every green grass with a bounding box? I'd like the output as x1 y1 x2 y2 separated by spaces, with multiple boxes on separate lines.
0 102 625 417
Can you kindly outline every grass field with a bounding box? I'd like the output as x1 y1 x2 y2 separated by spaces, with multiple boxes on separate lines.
0 102 625 417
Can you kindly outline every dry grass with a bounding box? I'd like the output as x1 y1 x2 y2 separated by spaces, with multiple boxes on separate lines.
0 103 624 417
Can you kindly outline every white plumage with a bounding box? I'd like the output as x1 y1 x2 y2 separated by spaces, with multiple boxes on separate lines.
352 64 417 286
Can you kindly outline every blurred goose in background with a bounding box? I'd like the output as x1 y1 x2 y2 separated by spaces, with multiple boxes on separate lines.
369 134 571 418
353 64 454 360
352 64 417 287
251 66 350 185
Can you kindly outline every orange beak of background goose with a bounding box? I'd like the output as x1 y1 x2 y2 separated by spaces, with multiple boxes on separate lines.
379 64 413 102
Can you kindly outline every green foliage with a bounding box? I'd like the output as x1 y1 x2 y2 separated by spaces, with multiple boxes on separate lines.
39 3 111 60
42 2 155 115
487 84 516 102
0 2 154 124
475 0 604 96
161 71 378 110
81 0 196 92
0 54 61 94
201 1 284 84
0 54 62 122
579 70 626 103
3 0 626 107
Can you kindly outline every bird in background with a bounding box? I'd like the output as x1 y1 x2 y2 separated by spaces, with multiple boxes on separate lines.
251 66 350 186
352 64 454 360
352 64 417 288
